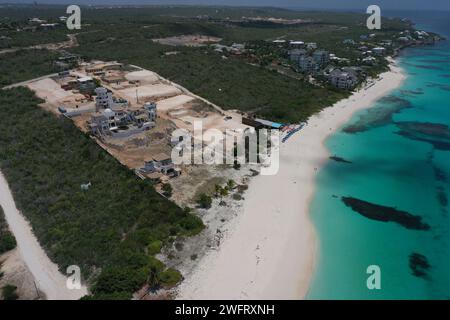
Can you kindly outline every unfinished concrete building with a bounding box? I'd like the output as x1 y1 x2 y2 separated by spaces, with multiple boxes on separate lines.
95 87 114 111
142 153 180 177
88 96 158 138
144 102 157 122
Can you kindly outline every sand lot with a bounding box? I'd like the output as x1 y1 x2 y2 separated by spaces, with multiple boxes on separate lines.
172 113 247 132
156 95 195 112
27 78 83 106
0 249 42 300
118 84 182 102
125 70 160 84
27 78 92 115
152 35 222 47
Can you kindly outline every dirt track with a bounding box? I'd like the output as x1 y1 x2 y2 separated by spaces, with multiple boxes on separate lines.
0 172 88 300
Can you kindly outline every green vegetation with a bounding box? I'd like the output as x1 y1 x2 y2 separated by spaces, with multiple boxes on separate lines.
1 285 18 300
197 193 212 209
214 184 222 197
0 87 204 298
72 34 347 122
0 49 59 87
0 5 418 122
214 180 235 200
161 183 173 198
0 5 71 49
0 27 69 50
64 6 412 122
90 266 146 299
227 180 236 190
219 187 229 198
147 240 163 255
146 256 182 288
159 268 183 287
0 206 17 255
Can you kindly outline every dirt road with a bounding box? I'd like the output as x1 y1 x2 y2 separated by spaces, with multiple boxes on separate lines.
0 172 88 300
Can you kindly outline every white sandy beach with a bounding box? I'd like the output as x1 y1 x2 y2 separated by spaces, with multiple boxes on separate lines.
177 61 406 299
0 172 88 300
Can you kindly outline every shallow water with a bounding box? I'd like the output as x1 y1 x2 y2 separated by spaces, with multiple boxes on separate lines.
307 12 450 299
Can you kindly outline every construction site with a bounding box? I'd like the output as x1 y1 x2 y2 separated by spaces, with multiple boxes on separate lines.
25 60 252 201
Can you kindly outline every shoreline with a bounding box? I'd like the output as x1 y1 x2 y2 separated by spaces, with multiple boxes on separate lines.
177 59 406 299
0 172 88 300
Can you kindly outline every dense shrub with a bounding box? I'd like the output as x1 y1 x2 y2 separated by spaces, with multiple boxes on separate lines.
2 285 18 300
147 240 163 255
162 183 173 198
159 268 183 287
0 206 17 255
197 193 212 209
0 50 59 87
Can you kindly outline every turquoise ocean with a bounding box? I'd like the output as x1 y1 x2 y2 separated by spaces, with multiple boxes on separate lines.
307 11 450 299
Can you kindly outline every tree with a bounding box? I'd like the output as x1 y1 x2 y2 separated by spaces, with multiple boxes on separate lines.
2 285 18 300
182 207 192 216
197 193 212 209
92 266 146 296
159 268 182 287
0 206 17 255
214 184 222 197
147 240 163 255
161 183 173 198
219 187 229 198
227 179 236 190
0 233 17 255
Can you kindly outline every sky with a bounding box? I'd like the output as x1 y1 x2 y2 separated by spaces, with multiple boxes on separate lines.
2 0 450 12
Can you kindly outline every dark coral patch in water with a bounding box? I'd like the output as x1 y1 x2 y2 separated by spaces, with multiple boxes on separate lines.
433 166 447 183
343 96 411 134
395 122 450 151
330 156 352 164
436 186 448 213
400 89 424 96
426 82 450 91
341 197 430 231
418 59 450 64
409 253 431 279
378 96 411 106
404 62 444 71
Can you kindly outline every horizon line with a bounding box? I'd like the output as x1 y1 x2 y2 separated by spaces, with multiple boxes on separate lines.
1 2 450 13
